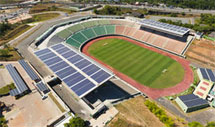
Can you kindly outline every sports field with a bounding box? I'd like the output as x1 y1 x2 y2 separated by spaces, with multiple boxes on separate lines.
88 38 185 89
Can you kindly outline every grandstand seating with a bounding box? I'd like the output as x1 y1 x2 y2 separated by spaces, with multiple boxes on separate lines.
54 19 190 55
57 29 72 39
81 20 98 28
81 28 96 39
93 26 106 36
105 25 115 34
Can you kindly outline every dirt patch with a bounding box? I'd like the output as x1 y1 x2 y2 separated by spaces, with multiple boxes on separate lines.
186 39 215 69
108 96 164 127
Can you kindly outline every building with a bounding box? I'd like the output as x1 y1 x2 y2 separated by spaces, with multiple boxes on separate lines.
175 94 209 113
197 68 215 82
195 32 203 40
193 80 213 99
6 64 29 98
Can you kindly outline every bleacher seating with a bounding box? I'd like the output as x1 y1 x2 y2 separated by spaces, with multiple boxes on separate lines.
105 25 115 34
54 19 189 56
56 29 72 39
81 20 98 28
70 32 88 44
93 26 106 36
81 28 96 39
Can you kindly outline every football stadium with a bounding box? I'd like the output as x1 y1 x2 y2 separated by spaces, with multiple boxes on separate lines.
32 16 194 115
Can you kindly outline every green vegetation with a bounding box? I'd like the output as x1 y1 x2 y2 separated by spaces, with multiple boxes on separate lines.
0 22 13 38
0 0 23 4
0 83 16 95
159 14 215 34
48 93 65 113
128 0 215 10
24 13 60 23
64 116 86 127
0 21 32 45
94 5 147 16
0 116 7 127
88 38 184 89
0 46 22 61
188 121 203 127
203 35 215 41
206 122 215 127
144 100 174 127
30 4 76 14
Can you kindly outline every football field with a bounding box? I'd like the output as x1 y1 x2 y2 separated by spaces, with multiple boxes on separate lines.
88 38 185 89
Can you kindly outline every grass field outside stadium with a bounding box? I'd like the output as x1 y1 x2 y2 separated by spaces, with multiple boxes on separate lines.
88 38 185 89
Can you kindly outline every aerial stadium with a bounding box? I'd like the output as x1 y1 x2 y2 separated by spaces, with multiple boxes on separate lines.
32 15 194 116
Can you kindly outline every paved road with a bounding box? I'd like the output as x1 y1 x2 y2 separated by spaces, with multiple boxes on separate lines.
107 4 215 14
156 97 190 120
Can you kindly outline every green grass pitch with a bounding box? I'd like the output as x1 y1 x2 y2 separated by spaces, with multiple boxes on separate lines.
88 38 185 89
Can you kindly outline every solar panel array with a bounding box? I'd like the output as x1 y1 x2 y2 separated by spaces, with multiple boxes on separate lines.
34 43 113 97
140 19 190 36
200 68 215 82
9 88 19 96
18 59 40 81
36 81 49 92
178 94 208 108
6 64 28 96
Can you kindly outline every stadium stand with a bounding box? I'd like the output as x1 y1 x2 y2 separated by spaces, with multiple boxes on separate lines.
105 25 115 34
93 26 107 36
81 28 97 39
50 18 193 56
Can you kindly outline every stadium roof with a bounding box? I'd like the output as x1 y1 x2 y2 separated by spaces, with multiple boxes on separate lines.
199 68 215 82
34 43 113 98
178 94 208 108
18 59 40 81
6 64 28 96
140 19 190 37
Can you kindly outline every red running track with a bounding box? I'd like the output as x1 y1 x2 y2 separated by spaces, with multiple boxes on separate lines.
82 36 194 99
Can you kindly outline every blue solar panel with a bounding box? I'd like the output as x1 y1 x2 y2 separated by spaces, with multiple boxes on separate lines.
44 56 62 66
62 51 76 58
67 76 86 87
55 47 70 54
72 79 96 96
6 64 28 94
18 60 40 81
178 94 198 101
206 69 215 82
200 68 210 80
56 67 77 79
86 67 100 75
36 82 49 92
49 61 69 72
39 52 56 61
63 72 82 84
51 43 65 50
34 43 113 97
68 55 83 64
184 98 208 108
35 48 51 57
75 59 91 69
94 73 111 83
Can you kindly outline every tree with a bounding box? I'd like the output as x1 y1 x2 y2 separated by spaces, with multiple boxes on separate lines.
0 116 7 127
0 49 9 57
188 121 203 127
206 122 215 127
64 116 85 127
